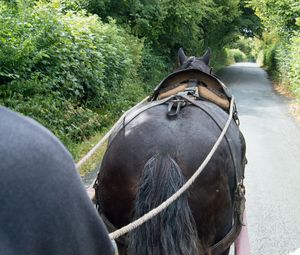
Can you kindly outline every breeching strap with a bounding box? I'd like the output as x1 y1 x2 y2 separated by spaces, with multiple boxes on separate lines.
108 96 236 240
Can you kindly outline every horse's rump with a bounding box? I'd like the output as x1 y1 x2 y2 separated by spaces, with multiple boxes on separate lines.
95 48 246 255
96 98 244 254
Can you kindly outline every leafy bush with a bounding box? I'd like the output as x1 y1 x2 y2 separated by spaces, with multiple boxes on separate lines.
224 49 236 65
0 1 143 107
249 0 300 99
0 0 145 146
138 45 171 92
263 43 278 73
225 48 247 63
210 48 233 70
258 29 300 98
233 49 247 62
0 82 103 146
274 33 300 97
289 34 300 96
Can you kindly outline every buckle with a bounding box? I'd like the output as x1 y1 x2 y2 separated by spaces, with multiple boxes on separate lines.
235 182 246 225
233 103 240 126
167 98 187 117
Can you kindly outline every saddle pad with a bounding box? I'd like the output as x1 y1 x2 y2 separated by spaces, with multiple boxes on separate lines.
158 83 230 110
151 68 232 100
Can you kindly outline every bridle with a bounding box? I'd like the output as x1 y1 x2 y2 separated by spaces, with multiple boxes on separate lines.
184 56 213 75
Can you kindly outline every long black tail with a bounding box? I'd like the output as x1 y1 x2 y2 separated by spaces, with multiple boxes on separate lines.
128 154 200 255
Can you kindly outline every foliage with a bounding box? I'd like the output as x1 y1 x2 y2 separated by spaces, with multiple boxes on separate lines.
138 45 171 92
0 0 269 169
0 0 146 149
208 48 232 70
274 34 300 97
0 83 103 145
201 0 241 49
238 0 262 37
85 0 245 60
249 0 300 38
289 35 300 96
0 1 143 107
233 37 257 59
249 0 300 98
226 49 248 63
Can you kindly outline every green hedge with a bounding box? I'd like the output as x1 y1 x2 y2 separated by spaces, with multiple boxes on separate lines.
0 1 143 105
261 32 300 97
0 1 146 151
0 0 245 159
263 43 278 75
286 34 300 96
227 49 247 63
249 0 300 98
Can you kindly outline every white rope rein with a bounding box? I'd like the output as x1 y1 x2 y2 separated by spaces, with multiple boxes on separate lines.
108 97 235 240
76 97 149 169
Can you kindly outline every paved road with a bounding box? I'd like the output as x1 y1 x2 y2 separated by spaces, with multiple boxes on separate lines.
218 63 300 255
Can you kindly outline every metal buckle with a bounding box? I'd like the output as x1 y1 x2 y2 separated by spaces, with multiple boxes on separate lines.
235 182 246 225
184 87 198 96
167 98 186 117
233 103 240 126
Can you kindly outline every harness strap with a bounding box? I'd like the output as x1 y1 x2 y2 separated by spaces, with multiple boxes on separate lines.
95 94 245 253
94 97 175 247
180 95 243 183
97 193 244 255
107 96 173 147
178 95 246 253
99 212 128 246
207 214 242 255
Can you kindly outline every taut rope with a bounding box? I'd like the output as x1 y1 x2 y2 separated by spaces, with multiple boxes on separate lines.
108 97 236 240
76 97 149 169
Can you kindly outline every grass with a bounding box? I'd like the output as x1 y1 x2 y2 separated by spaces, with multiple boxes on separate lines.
275 83 300 124
69 129 109 176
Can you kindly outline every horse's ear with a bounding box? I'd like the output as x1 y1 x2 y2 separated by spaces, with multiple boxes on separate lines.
178 48 187 65
202 48 211 65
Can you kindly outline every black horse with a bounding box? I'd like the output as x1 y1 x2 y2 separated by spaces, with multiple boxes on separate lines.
95 48 247 255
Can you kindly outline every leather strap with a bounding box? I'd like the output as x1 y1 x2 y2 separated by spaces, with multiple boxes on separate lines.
96 94 245 253
107 96 173 147
158 83 230 110
180 95 243 183
150 68 232 101
206 214 242 255
100 213 128 246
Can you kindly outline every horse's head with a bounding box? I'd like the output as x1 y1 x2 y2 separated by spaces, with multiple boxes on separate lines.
177 48 212 74
151 47 230 105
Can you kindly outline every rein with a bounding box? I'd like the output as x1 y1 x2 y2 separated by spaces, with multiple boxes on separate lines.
106 95 245 253
75 97 149 169
78 87 245 254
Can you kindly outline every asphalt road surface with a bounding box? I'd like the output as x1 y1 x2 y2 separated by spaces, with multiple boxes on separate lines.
218 63 300 255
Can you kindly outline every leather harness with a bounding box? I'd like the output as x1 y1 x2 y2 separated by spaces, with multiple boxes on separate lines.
94 70 246 254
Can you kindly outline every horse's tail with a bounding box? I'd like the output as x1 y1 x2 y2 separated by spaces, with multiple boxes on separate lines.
128 154 201 255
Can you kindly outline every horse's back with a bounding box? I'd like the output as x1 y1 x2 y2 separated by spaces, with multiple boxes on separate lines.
98 100 242 241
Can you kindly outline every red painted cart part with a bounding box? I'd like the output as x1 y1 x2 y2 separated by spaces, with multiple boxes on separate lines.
235 211 250 255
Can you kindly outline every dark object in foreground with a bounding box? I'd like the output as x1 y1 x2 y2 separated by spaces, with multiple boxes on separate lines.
0 107 114 255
